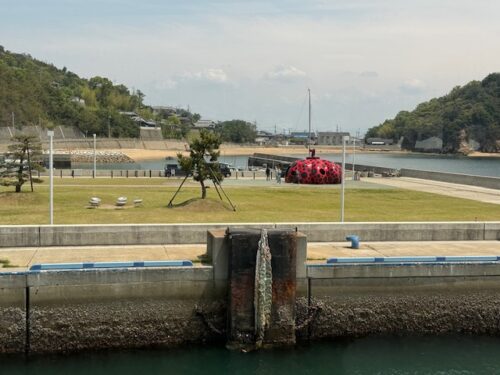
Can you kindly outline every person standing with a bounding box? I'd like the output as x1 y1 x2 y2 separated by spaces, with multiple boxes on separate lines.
275 165 281 184
265 166 271 181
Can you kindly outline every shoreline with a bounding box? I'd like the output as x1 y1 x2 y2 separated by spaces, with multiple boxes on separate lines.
119 146 412 162
117 146 500 162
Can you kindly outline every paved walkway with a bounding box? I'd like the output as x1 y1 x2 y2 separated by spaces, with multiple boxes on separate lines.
370 177 500 204
1 241 499 272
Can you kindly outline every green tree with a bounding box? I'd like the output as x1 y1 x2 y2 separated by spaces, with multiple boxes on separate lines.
0 134 43 192
215 120 256 143
177 130 223 199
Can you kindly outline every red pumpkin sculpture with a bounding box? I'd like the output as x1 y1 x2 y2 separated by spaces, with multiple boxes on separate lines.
285 149 342 184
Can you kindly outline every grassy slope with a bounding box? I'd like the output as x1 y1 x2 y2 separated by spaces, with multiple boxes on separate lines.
0 179 498 224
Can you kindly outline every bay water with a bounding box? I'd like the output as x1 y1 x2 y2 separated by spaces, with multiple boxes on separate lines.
4 335 500 375
74 153 500 178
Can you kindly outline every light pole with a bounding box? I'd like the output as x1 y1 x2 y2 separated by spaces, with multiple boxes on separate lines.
47 130 54 225
93 134 96 178
352 135 356 180
340 135 349 222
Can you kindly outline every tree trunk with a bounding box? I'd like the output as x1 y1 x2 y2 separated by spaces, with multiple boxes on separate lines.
15 184 21 193
201 180 207 199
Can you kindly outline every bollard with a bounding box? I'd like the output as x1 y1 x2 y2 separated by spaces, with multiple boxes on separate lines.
71 170 74 178
126 170 129 178
149 170 152 178
346 235 360 249
111 170 114 178
60 169 63 178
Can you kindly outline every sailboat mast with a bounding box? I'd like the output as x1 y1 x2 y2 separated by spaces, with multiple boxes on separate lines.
308 88 311 151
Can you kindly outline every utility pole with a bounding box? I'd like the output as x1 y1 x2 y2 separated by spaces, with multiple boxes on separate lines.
48 131 54 225
308 88 311 151
340 135 349 222
93 134 97 178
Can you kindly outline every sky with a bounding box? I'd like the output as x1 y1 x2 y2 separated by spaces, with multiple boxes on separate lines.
1 0 499 134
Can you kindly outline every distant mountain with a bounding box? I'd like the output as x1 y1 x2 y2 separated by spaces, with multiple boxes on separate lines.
366 73 500 153
0 46 202 140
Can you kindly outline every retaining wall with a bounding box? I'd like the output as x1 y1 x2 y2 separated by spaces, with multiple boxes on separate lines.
4 259 500 353
401 168 500 190
1 222 499 248
0 267 226 354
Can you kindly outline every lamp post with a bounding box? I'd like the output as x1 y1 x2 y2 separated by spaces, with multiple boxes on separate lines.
352 135 356 180
47 130 54 225
340 135 349 222
93 134 96 178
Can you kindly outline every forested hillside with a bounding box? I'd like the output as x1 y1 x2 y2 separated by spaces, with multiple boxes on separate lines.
0 46 203 139
366 73 500 153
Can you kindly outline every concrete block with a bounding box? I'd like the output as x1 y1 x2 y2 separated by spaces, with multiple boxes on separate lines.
307 262 500 279
0 273 27 291
484 222 500 240
208 230 230 281
27 267 213 288
296 232 307 279
276 222 485 242
0 226 40 248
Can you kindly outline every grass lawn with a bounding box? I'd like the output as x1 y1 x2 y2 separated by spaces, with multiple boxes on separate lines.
0 178 498 224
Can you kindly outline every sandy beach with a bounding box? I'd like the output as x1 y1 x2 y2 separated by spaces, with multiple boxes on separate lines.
118 145 412 162
114 144 500 161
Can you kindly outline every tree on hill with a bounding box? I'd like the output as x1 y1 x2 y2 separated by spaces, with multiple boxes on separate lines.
366 73 500 153
215 120 257 143
0 134 43 193
177 130 223 199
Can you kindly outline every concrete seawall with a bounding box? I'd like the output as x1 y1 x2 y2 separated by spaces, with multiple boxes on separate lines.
0 267 226 354
401 168 500 190
1 222 499 248
4 259 500 353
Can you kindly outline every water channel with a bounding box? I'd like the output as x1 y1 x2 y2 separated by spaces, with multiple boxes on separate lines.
4 335 500 374
73 153 500 178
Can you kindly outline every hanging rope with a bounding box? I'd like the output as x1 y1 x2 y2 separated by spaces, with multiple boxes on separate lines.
254 229 273 348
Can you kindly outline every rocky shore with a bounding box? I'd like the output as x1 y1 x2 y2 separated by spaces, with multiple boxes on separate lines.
60 150 134 163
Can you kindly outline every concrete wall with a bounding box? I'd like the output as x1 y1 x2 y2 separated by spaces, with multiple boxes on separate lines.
303 263 500 339
401 168 500 190
0 272 26 353
1 222 499 248
1 267 227 354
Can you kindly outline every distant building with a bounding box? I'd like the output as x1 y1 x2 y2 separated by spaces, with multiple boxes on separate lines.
317 132 350 145
255 130 274 145
414 136 442 152
193 119 216 130
119 111 157 128
366 137 394 145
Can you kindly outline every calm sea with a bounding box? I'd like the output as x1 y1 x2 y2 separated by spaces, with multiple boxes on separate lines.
74 153 500 178
4 336 500 375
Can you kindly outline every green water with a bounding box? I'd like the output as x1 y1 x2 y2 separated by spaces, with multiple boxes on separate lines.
4 336 500 375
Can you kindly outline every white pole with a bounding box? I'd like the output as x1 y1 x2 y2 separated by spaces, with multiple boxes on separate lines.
352 135 356 180
93 134 96 178
340 135 348 222
47 131 54 225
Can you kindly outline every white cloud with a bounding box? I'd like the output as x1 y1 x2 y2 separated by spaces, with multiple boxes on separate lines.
265 65 307 82
399 79 426 94
181 68 228 83
359 71 379 78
